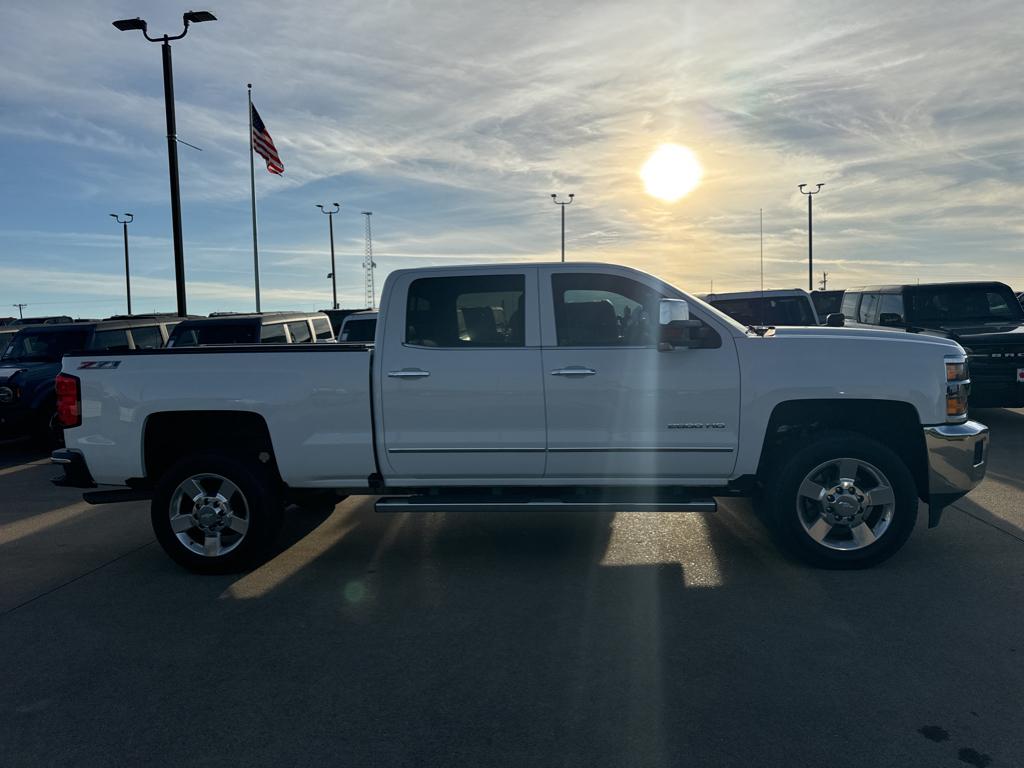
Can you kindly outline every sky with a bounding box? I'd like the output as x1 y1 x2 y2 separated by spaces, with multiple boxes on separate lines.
1 0 1022 318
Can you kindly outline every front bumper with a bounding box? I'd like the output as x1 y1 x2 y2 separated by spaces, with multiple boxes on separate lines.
923 420 988 523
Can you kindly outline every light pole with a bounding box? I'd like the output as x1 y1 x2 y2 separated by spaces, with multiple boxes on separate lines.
316 203 341 310
112 10 217 316
798 183 824 292
551 193 574 262
110 213 135 315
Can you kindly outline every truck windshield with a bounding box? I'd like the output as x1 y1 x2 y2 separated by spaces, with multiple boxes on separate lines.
909 285 1024 324
710 297 817 326
1 330 91 362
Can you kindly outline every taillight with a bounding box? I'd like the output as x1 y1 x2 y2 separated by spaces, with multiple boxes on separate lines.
55 373 81 428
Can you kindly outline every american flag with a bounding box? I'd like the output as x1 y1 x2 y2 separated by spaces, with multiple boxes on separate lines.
251 104 284 175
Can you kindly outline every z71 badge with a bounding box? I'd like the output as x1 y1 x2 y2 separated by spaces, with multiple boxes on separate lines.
78 361 122 369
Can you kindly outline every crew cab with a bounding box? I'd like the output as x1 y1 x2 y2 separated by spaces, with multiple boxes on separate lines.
52 263 989 572
842 282 1024 407
1 316 180 445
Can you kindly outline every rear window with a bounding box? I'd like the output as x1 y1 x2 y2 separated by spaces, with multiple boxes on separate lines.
287 321 312 343
260 323 288 343
405 274 525 347
840 292 860 319
130 326 164 349
170 323 258 346
88 329 131 351
710 296 816 326
312 317 334 341
2 330 91 362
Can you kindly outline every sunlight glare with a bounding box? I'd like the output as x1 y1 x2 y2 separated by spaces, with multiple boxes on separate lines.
641 144 703 202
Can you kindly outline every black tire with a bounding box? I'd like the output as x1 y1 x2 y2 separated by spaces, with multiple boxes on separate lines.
763 431 918 569
151 452 283 574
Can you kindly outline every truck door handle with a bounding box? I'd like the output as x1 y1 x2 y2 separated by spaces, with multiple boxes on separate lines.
550 366 597 377
388 369 431 379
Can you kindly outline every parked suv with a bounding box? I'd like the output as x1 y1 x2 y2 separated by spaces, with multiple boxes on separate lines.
811 290 844 322
0 316 181 444
167 312 335 347
337 311 377 342
842 282 1024 407
701 289 820 326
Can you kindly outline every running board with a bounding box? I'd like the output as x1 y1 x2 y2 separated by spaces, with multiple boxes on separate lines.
375 496 716 514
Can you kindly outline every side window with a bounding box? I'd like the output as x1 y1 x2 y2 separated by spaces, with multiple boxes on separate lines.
405 274 525 348
840 292 860 319
286 321 311 343
312 317 334 341
260 323 288 343
552 273 661 346
878 294 905 323
130 326 163 349
858 293 880 324
89 329 131 351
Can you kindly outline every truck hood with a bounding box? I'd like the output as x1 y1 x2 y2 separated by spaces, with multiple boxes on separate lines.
767 325 963 350
927 321 1024 346
0 360 59 386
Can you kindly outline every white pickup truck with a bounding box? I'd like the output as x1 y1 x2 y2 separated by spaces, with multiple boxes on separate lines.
52 262 989 572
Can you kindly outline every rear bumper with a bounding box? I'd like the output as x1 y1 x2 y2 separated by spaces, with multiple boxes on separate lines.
923 421 988 522
51 449 96 488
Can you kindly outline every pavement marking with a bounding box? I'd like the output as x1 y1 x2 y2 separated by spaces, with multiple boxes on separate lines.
0 501 93 546
0 459 50 478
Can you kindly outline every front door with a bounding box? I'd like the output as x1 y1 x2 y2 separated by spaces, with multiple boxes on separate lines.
540 268 740 480
378 269 546 481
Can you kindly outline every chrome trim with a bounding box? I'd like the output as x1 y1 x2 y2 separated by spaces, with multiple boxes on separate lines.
923 420 989 498
387 369 430 378
550 367 597 376
549 446 734 453
388 447 545 453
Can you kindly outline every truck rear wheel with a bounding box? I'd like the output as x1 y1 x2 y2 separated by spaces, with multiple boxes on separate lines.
764 431 918 569
151 453 283 574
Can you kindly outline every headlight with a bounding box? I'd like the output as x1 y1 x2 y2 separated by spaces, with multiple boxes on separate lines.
0 386 15 404
945 354 969 421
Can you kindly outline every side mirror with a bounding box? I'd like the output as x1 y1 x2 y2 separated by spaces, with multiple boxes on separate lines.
659 298 701 350
878 312 903 327
826 313 845 327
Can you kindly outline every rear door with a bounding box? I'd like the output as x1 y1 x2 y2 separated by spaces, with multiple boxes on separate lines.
378 268 546 479
539 267 740 480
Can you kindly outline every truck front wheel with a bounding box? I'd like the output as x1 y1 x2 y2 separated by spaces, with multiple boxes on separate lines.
764 432 918 569
151 453 283 574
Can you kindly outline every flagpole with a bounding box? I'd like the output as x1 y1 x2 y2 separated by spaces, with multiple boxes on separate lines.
248 83 261 312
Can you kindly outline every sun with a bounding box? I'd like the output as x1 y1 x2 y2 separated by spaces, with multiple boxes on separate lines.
640 144 703 202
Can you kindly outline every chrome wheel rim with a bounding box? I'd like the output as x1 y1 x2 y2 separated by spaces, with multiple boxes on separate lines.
795 457 895 551
169 473 250 557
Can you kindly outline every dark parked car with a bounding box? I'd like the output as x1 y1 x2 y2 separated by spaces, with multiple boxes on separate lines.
811 290 844 322
337 311 377 342
167 312 335 347
842 281 1024 407
320 308 373 336
0 317 180 444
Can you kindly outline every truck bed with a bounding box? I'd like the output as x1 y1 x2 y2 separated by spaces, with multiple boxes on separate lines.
64 344 377 488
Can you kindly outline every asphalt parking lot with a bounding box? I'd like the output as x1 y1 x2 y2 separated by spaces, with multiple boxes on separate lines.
1 411 1022 767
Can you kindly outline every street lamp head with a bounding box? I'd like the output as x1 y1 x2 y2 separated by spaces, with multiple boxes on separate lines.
110 213 119 219
315 204 324 210
568 193 574 199
112 17 147 32
798 183 807 191
183 10 217 24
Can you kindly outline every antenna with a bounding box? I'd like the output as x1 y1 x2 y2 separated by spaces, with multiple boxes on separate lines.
362 212 377 308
